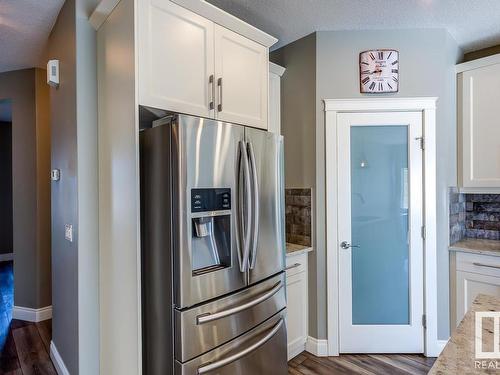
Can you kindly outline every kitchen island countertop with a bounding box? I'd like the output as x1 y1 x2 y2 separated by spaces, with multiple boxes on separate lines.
449 238 500 257
286 242 313 257
429 294 500 374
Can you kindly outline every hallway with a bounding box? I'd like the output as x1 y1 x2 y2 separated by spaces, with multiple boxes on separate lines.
0 261 56 375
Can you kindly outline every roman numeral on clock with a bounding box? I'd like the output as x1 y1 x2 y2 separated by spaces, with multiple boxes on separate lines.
392 69 398 73
387 51 393 59
378 82 383 91
362 77 370 85
369 52 376 60
369 82 376 90
387 82 393 90
393 76 399 83
361 69 371 74
378 51 383 60
392 60 399 65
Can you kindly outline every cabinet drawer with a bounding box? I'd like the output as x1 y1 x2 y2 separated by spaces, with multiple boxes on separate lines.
456 252 500 277
285 253 307 277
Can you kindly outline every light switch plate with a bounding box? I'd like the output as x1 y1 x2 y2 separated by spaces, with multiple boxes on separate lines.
65 224 73 242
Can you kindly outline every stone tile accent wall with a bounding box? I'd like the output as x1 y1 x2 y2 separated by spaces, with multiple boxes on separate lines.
465 194 500 240
449 187 466 244
449 188 500 243
285 188 312 247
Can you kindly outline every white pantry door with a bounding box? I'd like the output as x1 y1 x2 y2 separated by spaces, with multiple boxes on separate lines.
338 112 424 353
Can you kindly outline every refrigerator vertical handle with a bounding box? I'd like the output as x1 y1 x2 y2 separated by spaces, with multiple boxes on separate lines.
238 141 252 272
248 142 259 269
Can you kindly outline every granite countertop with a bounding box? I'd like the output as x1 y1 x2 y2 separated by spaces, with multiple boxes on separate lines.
449 238 500 257
429 294 500 374
286 242 313 256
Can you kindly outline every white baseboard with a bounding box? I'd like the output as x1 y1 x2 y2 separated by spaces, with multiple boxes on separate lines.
0 253 13 261
13 305 52 322
288 338 307 360
50 341 70 375
306 336 329 357
436 339 449 355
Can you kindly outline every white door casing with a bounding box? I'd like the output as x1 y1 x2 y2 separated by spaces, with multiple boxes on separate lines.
324 98 439 358
337 112 424 353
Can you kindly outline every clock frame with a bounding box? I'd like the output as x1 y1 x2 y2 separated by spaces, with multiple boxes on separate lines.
359 49 399 94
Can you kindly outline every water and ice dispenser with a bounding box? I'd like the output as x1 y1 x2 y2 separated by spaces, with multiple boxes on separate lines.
191 188 232 275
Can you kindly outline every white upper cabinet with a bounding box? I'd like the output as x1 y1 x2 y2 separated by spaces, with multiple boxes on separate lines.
138 0 215 118
137 0 273 129
458 58 500 189
214 25 268 129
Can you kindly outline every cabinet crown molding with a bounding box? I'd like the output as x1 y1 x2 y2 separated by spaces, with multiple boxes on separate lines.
90 0 278 48
456 53 500 73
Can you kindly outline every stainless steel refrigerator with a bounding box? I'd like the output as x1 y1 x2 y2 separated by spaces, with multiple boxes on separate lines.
140 112 288 375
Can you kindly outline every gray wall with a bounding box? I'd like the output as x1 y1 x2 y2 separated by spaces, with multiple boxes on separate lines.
270 33 320 335
48 0 79 373
48 0 100 372
274 29 462 341
0 121 13 254
0 69 51 309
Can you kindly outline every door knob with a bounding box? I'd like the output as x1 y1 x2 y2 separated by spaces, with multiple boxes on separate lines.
340 241 360 249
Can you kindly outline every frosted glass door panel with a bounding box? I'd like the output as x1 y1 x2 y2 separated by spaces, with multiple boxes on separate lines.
350 126 409 325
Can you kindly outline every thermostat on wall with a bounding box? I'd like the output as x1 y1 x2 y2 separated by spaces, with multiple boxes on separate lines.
47 59 59 87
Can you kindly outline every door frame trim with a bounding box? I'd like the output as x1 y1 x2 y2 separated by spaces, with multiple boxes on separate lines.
324 97 439 357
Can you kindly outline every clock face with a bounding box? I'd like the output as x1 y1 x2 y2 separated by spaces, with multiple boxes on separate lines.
359 49 399 93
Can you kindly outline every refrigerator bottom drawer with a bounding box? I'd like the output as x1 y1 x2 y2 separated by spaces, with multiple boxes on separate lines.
175 273 286 362
175 310 288 375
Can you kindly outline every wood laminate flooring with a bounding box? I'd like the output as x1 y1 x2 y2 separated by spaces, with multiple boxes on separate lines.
289 352 436 375
0 261 56 375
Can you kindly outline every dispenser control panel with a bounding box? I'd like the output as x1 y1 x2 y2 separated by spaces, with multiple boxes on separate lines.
191 188 231 213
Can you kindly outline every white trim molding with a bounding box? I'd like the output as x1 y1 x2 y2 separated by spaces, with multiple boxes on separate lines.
269 62 286 77
306 336 329 357
13 305 52 322
324 97 439 357
455 53 500 73
0 253 13 262
436 339 449 355
51 341 70 375
89 0 278 47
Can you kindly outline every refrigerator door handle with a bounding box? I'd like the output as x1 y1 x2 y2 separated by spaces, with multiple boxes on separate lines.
248 142 260 269
195 280 282 325
197 318 284 374
238 141 252 272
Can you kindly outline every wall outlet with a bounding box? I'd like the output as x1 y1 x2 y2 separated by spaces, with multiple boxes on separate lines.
65 224 73 242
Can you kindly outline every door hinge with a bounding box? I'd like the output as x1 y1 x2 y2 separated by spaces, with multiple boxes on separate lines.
421 225 426 240
422 314 427 329
416 136 425 150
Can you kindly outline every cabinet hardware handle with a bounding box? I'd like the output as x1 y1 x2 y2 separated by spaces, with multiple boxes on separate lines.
285 263 301 271
217 77 223 112
473 262 500 270
209 75 215 110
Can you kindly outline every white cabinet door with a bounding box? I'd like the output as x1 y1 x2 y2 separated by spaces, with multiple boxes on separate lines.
456 270 500 326
460 63 500 188
214 25 268 129
138 0 215 118
285 252 308 360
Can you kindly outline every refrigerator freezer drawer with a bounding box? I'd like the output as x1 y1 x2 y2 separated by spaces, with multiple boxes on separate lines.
175 273 286 362
175 310 288 375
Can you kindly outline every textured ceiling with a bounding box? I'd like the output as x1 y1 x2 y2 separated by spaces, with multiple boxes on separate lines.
0 0 64 73
206 0 500 52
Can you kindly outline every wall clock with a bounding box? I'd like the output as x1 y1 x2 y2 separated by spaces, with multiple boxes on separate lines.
359 49 399 94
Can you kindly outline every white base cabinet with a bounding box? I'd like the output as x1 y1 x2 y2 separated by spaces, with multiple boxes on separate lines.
285 252 309 360
454 251 500 326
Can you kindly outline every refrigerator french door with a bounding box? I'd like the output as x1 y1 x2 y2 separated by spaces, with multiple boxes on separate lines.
140 112 286 375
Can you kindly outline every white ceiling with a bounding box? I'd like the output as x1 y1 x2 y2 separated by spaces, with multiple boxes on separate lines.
0 0 65 73
206 0 500 52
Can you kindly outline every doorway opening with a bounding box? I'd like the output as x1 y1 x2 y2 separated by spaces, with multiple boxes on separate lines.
0 99 14 349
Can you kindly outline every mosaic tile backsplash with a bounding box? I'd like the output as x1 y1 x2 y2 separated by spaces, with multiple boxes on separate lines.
449 188 500 243
285 188 312 247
